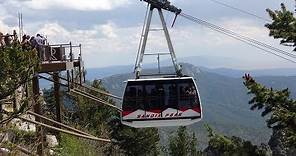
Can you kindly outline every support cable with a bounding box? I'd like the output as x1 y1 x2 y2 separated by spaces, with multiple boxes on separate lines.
181 13 296 59
27 111 94 137
18 116 112 143
5 141 37 156
38 75 69 87
208 0 272 22
45 72 122 100
80 84 122 100
179 13 296 63
70 89 122 112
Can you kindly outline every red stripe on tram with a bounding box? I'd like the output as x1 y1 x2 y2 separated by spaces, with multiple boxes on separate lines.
192 107 201 113
179 107 201 113
179 107 189 112
122 111 134 116
148 109 162 113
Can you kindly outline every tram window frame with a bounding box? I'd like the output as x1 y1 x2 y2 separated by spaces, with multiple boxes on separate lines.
123 78 200 113
167 83 178 109
123 84 144 111
143 80 179 111
177 80 198 109
144 84 157 111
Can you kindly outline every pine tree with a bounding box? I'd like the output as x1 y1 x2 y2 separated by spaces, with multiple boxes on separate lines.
254 4 296 155
190 132 200 156
65 79 160 155
0 40 39 123
167 126 201 156
0 42 38 100
110 125 160 156
243 74 296 155
265 3 296 51
204 125 271 156
0 36 40 154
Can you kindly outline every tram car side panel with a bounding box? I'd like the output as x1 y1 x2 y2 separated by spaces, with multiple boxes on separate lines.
121 77 202 127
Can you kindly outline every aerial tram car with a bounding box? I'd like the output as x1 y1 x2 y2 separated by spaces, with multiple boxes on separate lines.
121 0 202 128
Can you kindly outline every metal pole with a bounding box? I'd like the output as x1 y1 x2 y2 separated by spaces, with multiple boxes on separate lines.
32 75 44 156
79 44 82 58
134 4 149 73
158 8 182 76
18 13 21 41
79 44 86 83
135 6 154 78
21 13 23 39
79 44 82 85
70 42 74 84
79 63 82 85
67 70 71 91
157 53 161 74
83 66 86 83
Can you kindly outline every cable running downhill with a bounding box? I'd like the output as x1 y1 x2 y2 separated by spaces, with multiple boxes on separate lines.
179 13 296 63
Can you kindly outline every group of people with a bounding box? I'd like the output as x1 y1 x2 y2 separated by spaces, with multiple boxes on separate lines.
21 33 46 50
0 30 18 47
0 30 47 61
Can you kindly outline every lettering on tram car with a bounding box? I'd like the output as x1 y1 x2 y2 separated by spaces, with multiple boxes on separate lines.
136 112 183 119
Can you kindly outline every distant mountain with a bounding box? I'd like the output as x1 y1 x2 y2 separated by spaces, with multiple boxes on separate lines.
86 65 134 80
100 63 296 148
201 67 296 78
178 55 244 69
85 55 296 80
85 55 241 79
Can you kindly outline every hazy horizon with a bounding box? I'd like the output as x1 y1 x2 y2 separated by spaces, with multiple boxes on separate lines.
0 0 295 69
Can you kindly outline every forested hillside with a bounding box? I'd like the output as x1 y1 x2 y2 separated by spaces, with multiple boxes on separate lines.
101 63 296 146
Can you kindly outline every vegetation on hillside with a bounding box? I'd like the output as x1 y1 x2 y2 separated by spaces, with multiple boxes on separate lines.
266 3 296 51
166 126 201 156
1 2 296 156
41 79 160 155
0 42 38 100
0 41 39 122
0 35 40 154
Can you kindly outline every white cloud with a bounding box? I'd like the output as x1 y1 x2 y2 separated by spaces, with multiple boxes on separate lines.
0 5 18 34
97 22 118 38
0 21 10 33
34 21 141 67
35 17 292 68
0 9 294 69
21 0 131 11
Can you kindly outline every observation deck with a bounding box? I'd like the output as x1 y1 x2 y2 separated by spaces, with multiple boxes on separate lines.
38 42 83 73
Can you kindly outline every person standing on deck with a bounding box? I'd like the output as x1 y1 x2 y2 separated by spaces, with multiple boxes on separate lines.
36 34 45 61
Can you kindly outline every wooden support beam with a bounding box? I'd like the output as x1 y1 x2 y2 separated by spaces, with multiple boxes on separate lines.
39 62 74 73
53 72 62 139
78 62 82 85
32 75 44 156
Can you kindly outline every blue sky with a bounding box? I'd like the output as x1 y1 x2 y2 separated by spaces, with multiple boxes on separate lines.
0 0 295 69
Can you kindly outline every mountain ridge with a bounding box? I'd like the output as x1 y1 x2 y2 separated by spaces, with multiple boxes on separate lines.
99 63 296 148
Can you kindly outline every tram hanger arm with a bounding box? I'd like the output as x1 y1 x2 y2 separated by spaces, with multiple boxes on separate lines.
140 0 182 14
140 0 181 27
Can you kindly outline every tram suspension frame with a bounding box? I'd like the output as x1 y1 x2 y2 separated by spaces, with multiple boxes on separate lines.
134 5 182 79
